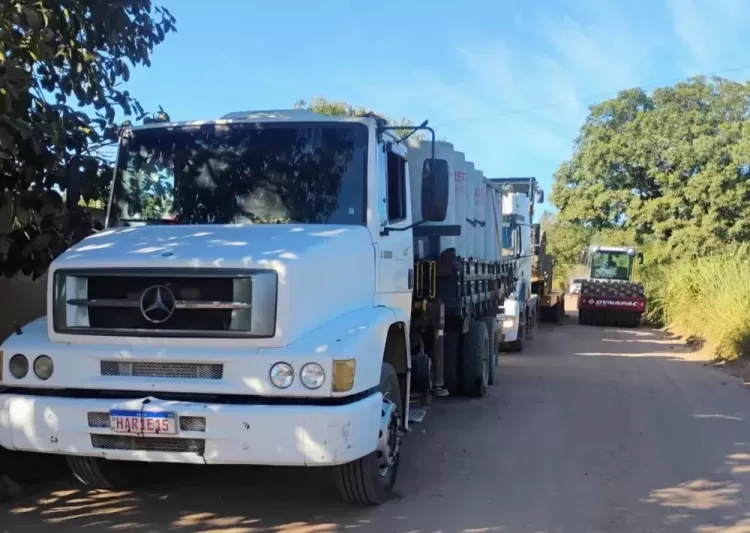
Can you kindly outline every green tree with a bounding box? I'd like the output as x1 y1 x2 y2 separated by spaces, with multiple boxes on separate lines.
540 211 593 285
0 0 175 278
551 76 750 263
295 97 430 139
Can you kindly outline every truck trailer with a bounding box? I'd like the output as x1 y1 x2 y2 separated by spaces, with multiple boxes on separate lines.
0 109 516 506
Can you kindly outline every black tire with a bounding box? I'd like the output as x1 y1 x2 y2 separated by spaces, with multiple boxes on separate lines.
67 456 136 490
481 317 500 385
555 300 565 324
525 308 536 340
460 319 489 397
334 362 402 505
0 448 69 484
442 332 460 395
624 312 641 328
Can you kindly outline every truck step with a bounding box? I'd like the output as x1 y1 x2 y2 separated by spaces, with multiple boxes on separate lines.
408 407 428 424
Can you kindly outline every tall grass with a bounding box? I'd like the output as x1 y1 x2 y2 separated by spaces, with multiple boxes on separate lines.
651 245 750 360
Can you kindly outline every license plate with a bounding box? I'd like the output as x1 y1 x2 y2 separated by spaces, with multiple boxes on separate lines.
110 410 177 435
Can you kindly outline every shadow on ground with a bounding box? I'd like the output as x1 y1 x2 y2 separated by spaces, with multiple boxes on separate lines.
4 313 750 532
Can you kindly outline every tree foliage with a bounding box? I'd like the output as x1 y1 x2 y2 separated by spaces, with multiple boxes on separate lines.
0 0 175 278
294 96 430 140
551 76 750 262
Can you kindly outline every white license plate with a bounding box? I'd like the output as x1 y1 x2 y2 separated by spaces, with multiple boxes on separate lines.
110 410 177 435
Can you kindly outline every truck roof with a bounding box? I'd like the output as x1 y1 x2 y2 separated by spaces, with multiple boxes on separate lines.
125 109 377 132
590 245 638 253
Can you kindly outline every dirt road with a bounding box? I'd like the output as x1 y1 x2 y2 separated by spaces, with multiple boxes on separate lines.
6 303 750 532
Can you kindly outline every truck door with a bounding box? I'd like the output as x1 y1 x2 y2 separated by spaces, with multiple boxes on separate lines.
373 143 413 317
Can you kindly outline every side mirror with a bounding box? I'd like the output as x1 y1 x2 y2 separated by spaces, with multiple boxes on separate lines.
536 189 545 204
421 158 449 222
578 249 587 264
638 252 644 265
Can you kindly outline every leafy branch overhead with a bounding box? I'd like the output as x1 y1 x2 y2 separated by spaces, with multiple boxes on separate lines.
0 0 175 278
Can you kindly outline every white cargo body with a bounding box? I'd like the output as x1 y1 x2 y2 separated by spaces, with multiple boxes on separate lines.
453 151 467 257
464 161 476 257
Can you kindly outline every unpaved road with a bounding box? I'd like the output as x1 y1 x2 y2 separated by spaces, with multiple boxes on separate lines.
6 301 750 533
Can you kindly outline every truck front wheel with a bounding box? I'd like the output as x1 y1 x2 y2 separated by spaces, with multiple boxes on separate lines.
67 456 136 490
481 317 500 385
334 362 402 505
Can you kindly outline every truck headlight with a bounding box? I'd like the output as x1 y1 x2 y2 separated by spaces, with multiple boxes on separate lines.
9 354 28 379
33 355 54 380
269 362 294 389
300 363 325 390
502 318 515 329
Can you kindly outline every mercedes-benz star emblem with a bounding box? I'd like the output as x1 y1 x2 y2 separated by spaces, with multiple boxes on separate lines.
140 285 177 324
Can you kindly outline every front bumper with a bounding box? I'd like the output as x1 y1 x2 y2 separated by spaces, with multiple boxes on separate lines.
0 391 382 466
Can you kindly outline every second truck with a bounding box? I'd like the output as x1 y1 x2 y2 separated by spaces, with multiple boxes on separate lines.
487 177 565 352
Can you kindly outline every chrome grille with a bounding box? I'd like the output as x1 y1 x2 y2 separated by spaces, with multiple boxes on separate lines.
52 268 283 338
100 361 223 380
87 412 207 432
91 434 205 454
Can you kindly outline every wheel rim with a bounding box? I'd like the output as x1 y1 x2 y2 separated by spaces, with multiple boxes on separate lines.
376 396 401 478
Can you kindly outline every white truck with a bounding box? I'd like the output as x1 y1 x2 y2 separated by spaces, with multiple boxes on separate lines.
0 109 516 505
487 177 544 352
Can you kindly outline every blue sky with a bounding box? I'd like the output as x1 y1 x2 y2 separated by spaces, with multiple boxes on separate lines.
123 0 750 206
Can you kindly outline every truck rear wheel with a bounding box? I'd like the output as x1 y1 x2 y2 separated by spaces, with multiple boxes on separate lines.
442 332 460 395
460 319 489 397
481 317 500 385
334 362 402 505
67 456 136 490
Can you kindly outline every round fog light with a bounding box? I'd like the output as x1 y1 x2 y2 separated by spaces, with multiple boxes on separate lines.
300 363 325 390
9 354 28 379
33 355 54 380
269 362 294 389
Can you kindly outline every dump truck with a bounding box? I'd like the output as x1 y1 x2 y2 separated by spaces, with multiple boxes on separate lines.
577 245 646 327
486 177 564 352
0 109 516 506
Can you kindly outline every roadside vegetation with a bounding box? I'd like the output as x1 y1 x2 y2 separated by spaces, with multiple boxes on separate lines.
545 76 750 359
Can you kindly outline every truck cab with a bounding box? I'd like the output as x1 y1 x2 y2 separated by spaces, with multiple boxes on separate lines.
486 177 546 352
0 109 458 505
497 192 536 350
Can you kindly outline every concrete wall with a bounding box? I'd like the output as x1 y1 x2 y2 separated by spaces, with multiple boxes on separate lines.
0 196 105 343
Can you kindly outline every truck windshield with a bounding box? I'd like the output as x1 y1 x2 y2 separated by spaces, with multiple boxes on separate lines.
591 252 632 280
107 122 368 227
